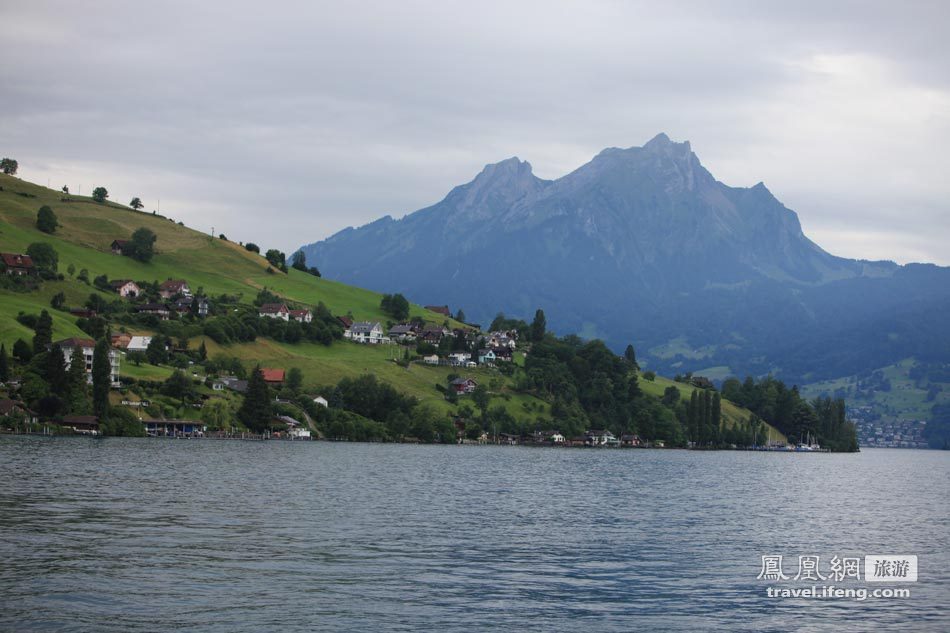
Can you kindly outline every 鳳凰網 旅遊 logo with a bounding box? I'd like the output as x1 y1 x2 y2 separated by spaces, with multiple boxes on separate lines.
756 554 917 601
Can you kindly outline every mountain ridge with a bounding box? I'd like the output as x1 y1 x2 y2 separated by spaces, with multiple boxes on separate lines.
301 134 950 384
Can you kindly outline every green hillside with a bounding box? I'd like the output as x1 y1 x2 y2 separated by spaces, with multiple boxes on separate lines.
801 358 950 422
0 173 539 422
0 172 780 438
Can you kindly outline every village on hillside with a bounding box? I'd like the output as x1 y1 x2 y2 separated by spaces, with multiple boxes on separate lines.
1 245 654 448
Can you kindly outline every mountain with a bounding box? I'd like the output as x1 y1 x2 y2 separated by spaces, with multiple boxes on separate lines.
301 134 950 384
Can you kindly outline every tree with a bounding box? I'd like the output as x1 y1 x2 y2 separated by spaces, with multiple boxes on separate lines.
62 185 69 194
36 205 58 233
380 293 410 321
291 250 308 272
26 242 58 272
92 338 112 418
45 344 68 395
245 242 260 253
688 390 699 444
472 384 490 420
0 344 9 382
163 370 195 406
146 335 168 365
129 197 144 210
530 308 546 342
1 157 18 175
33 310 53 354
198 340 207 362
66 345 89 414
455 309 466 323
237 366 274 433
286 367 304 395
624 344 639 369
127 351 146 366
128 227 157 262
92 186 109 203
50 291 66 310
202 399 232 431
12 339 32 363
101 406 145 437
265 249 286 271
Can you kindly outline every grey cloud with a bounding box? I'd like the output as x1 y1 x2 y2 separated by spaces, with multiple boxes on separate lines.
1 0 947 264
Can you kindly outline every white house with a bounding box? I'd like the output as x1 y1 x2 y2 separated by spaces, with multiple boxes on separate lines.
346 321 385 344
55 338 120 386
586 429 618 447
448 352 471 366
289 309 312 323
127 335 152 353
109 279 140 298
423 354 440 365
313 396 328 408
259 303 290 321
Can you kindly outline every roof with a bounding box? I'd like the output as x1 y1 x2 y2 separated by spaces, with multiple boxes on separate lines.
388 324 415 334
1 253 34 268
425 305 450 316
450 377 476 386
128 336 152 349
221 378 248 392
109 279 136 288
350 321 381 333
260 368 285 382
54 337 97 349
289 309 310 316
62 415 99 425
138 303 168 311
159 279 188 290
259 302 289 313
111 239 130 247
337 316 353 328
0 399 30 415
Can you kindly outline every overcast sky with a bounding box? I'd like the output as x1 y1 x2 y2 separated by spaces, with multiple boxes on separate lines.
2 1 948 264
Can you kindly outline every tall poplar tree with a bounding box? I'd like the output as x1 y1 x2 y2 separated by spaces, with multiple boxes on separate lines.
0 343 9 382
33 310 53 354
67 345 90 414
92 338 112 418
237 366 273 433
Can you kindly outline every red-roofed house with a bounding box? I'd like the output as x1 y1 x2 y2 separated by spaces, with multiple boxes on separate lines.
260 368 285 385
158 279 191 299
1 253 36 276
259 303 290 321
425 305 451 317
289 309 312 323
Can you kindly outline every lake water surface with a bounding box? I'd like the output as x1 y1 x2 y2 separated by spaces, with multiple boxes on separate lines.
1 437 948 631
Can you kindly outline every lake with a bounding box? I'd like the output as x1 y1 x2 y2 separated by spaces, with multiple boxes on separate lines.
1 438 947 631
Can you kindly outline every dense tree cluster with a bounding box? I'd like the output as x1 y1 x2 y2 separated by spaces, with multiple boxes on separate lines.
380 293 410 321
722 376 857 450
521 335 677 441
